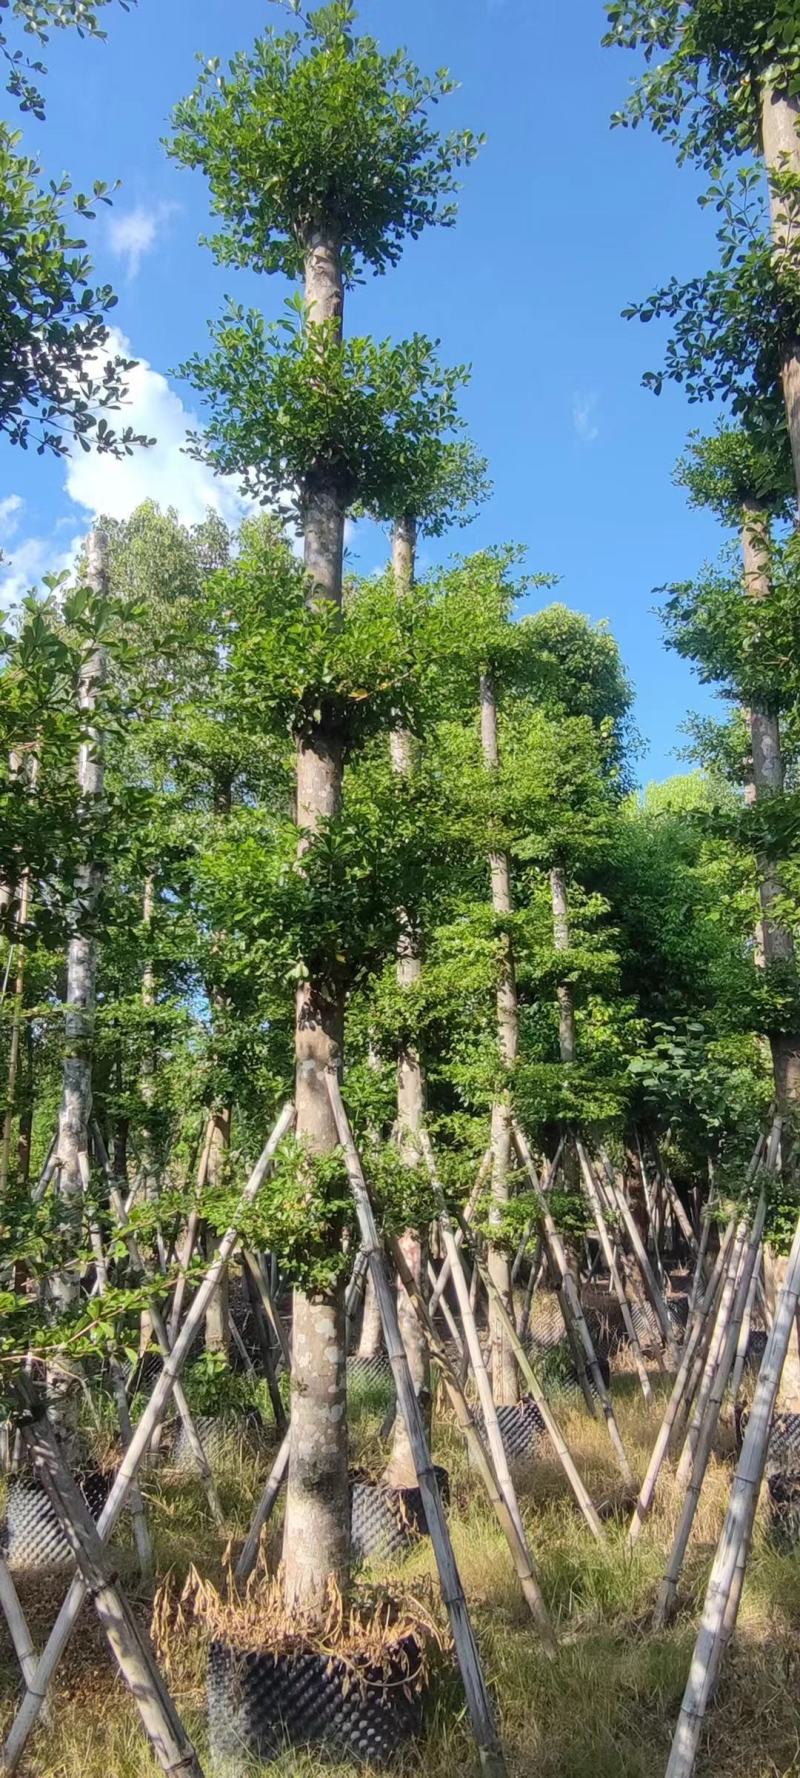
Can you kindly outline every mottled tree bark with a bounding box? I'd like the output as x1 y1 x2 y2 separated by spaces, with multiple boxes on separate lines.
204 775 234 1361
761 86 800 505
52 529 108 1316
741 502 800 1410
384 514 431 1486
283 225 350 1612
480 673 519 1406
550 866 577 1065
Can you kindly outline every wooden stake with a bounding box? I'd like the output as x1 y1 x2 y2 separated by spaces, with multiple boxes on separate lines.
0 1557 48 1717
17 1399 204 1778
576 1139 652 1402
653 1194 766 1629
597 1147 677 1358
513 1122 633 1484
664 1207 800 1778
2 1103 295 1774
627 1218 737 1548
235 1427 292 1586
326 1072 511 1777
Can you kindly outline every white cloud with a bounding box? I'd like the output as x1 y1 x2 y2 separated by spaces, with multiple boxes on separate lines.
64 327 257 531
0 532 82 610
572 391 600 445
0 494 23 541
108 201 178 280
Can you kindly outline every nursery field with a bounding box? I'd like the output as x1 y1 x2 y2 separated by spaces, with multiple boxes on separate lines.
1 1362 799 1778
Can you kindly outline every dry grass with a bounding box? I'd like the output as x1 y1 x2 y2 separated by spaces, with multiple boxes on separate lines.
0 1371 798 1777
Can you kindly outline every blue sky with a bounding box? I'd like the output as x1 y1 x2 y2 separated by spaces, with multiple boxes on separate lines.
0 0 734 780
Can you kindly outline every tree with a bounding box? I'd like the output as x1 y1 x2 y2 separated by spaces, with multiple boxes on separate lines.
170 0 481 1612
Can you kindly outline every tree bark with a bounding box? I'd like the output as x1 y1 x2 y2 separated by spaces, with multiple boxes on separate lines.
549 866 577 1064
480 672 519 1406
52 528 108 1316
760 86 800 505
283 225 350 1613
384 514 431 1487
204 775 234 1361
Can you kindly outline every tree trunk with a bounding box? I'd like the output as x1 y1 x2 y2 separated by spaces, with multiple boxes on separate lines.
384 514 431 1487
52 528 108 1316
760 86 800 505
203 1108 232 1356
138 873 158 1356
480 672 519 1407
283 225 350 1614
549 866 577 1064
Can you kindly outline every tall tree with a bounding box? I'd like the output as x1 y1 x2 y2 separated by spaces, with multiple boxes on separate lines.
171 0 481 1611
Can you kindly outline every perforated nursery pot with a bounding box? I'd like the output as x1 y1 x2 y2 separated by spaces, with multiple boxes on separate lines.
171 1407 265 1472
207 1633 428 1767
767 1473 800 1551
734 1406 800 1474
347 1353 393 1388
476 1395 546 1461
1 1467 111 1571
350 1465 450 1563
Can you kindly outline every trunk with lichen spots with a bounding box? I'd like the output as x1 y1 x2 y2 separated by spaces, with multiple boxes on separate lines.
550 866 577 1065
740 500 800 1409
480 672 519 1407
52 530 108 1320
203 1107 232 1356
761 86 800 506
383 518 431 1481
283 225 350 1613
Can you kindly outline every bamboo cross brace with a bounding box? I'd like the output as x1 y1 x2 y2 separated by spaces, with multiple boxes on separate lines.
664 1205 800 1778
674 1219 750 1492
16 1395 204 1778
389 1229 590 1593
0 1556 49 1718
235 1427 292 1586
428 1146 493 1315
84 1186 153 1578
448 1210 604 1541
326 1071 510 1777
510 1138 565 1286
240 1255 287 1433
627 1216 737 1548
575 1139 652 1403
513 1122 634 1485
597 1147 676 1356
242 1247 291 1369
2 1102 295 1775
511 1130 599 1417
653 1193 767 1630
414 1122 557 1642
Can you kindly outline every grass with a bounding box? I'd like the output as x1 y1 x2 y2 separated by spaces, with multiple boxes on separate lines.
0 1369 798 1777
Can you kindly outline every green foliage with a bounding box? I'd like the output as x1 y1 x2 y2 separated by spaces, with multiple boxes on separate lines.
675 423 796 525
218 1137 357 1292
1 0 134 117
169 1 482 284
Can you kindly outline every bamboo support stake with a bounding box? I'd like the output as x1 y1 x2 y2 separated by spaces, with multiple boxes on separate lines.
390 1230 590 1596
576 1139 652 1403
84 1188 153 1578
411 1123 556 1647
428 1147 493 1316
452 1218 604 1540
235 1427 292 1586
598 1148 676 1357
730 1252 761 1404
243 1247 291 1369
653 1194 766 1630
664 1208 800 1778
241 1257 287 1433
17 1401 204 1778
0 1557 48 1715
510 1139 564 1286
627 1218 737 1548
2 1103 295 1774
513 1122 633 1484
674 1220 750 1492
326 1072 511 1775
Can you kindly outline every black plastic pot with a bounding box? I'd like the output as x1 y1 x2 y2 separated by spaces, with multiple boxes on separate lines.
476 1394 546 1461
171 1408 265 1472
347 1353 393 1388
734 1407 800 1475
207 1633 427 1767
767 1473 800 1551
350 1465 450 1564
1 1468 111 1571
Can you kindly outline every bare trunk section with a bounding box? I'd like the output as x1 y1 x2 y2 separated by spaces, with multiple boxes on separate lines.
283 225 350 1613
203 1108 232 1356
764 1246 800 1411
480 673 519 1407
550 866 576 1064
761 86 800 504
385 514 431 1487
138 874 158 1356
52 529 108 1317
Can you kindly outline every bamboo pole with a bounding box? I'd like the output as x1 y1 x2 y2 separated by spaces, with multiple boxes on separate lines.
674 1218 750 1492
576 1139 652 1402
428 1147 493 1316
452 1217 604 1540
326 1071 511 1776
652 1194 766 1630
513 1122 633 1484
2 1103 295 1774
730 1252 761 1404
0 1557 48 1715
664 1208 800 1778
510 1140 564 1287
627 1217 737 1548
241 1257 287 1432
598 1148 676 1357
410 1123 556 1648
84 1185 153 1578
17 1400 204 1778
235 1428 292 1586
